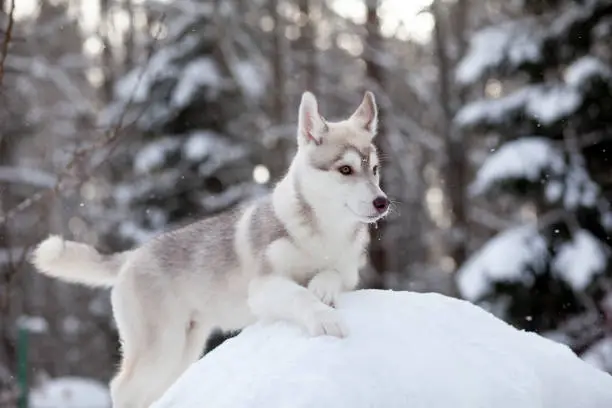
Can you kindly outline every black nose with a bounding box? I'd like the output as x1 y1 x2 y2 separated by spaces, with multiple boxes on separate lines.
372 196 389 212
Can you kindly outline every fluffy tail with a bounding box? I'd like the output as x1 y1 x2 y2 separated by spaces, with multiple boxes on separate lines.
31 235 131 287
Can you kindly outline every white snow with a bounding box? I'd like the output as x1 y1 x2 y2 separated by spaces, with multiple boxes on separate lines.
457 1 603 85
549 0 594 37
458 225 547 301
552 230 608 291
603 212 612 231
233 61 265 99
29 377 111 408
198 183 260 212
583 337 612 374
152 290 612 408
114 62 171 104
134 138 180 174
562 160 600 209
113 34 200 104
171 0 215 20
0 247 26 266
456 85 582 128
459 225 608 304
183 131 222 161
565 56 612 87
527 86 582 124
172 57 222 108
0 166 57 188
456 21 542 84
62 316 81 336
118 220 159 244
16 315 49 334
469 137 599 209
470 137 565 196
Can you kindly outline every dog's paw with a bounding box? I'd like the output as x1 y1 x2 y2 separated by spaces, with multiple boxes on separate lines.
305 307 348 338
308 271 343 307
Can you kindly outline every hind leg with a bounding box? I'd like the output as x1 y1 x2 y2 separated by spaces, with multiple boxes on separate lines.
110 330 189 408
180 319 216 370
109 281 193 408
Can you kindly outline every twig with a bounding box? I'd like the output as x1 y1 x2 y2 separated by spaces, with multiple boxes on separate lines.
0 0 15 86
0 14 166 226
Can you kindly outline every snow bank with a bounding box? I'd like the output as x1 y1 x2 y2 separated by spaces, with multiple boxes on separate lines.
152 290 612 408
29 377 110 408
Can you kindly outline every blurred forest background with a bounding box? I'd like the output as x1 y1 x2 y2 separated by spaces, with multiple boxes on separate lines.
1 0 612 405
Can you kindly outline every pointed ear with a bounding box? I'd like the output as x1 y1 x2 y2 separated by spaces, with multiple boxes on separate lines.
350 91 378 135
298 91 327 145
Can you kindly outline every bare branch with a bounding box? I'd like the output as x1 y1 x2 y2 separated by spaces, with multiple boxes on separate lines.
0 0 15 86
0 14 167 226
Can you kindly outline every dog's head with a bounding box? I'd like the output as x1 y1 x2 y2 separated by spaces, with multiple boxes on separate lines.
295 91 388 224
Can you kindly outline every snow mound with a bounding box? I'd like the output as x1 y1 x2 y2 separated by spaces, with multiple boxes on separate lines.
29 377 111 408
152 290 612 408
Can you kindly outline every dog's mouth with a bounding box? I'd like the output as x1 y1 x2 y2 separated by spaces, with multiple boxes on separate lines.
345 205 386 224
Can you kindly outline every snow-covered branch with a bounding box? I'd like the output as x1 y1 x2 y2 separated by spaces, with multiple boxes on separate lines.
0 166 57 188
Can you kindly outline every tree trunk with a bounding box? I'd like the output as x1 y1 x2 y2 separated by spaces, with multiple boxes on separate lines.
364 0 388 289
295 0 316 92
432 0 468 297
269 0 285 125
123 0 135 70
265 0 290 182
0 117 16 372
99 0 114 102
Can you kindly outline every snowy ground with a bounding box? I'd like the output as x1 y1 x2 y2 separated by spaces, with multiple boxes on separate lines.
152 290 612 408
29 376 111 408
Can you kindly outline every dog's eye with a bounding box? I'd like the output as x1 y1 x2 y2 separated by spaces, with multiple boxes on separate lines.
373 165 379 175
338 165 353 176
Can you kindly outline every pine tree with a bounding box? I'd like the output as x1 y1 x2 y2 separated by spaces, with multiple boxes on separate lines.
455 0 612 371
100 0 269 248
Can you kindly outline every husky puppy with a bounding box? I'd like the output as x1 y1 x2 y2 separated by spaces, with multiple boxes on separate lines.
31 91 389 408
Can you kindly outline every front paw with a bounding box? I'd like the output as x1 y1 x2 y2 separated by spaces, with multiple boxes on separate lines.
308 271 343 307
306 307 348 338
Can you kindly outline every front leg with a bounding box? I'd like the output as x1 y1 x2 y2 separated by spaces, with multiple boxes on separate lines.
248 274 347 338
308 266 359 307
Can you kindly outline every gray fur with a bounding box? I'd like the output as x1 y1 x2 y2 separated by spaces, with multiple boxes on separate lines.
249 196 290 252
309 142 375 173
150 207 242 276
292 172 320 235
